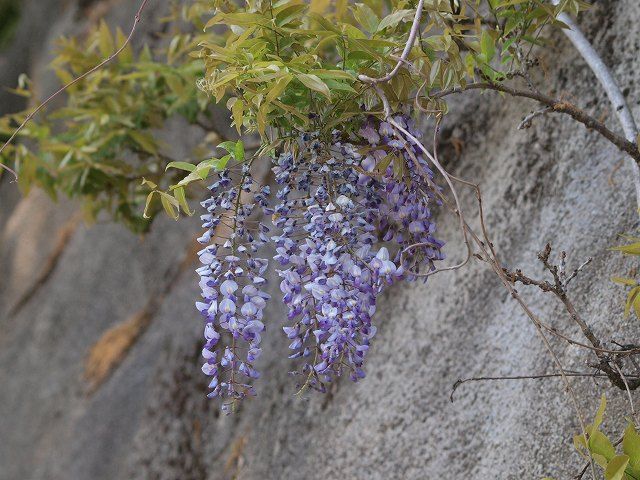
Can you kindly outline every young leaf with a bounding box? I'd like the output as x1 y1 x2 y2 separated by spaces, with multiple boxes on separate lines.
173 186 193 216
593 394 607 430
140 178 157 190
377 9 413 32
218 141 237 155
166 161 197 172
604 455 629 480
352 3 379 33
266 74 293 104
589 431 616 467
480 30 496 62
624 286 640 318
612 242 640 255
623 423 640 474
159 192 180 220
234 141 245 162
232 99 244 135
142 191 156 219
296 73 331 99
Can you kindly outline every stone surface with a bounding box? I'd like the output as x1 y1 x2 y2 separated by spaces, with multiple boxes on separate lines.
1 1 639 479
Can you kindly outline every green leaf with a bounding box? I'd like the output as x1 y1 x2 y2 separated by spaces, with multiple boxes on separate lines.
159 192 179 220
232 99 244 135
352 3 379 33
115 27 133 63
574 433 588 456
165 161 196 172
594 394 607 430
275 4 307 27
612 277 638 286
612 242 640 255
266 74 293 104
129 131 158 156
142 191 156 219
217 141 238 154
323 79 357 93
296 73 331 98
311 69 355 80
604 455 629 480
140 177 157 190
308 12 341 33
480 30 496 62
590 431 616 465
204 12 267 30
210 154 232 171
234 141 245 162
625 287 640 318
98 21 114 57
377 9 413 32
173 186 193 216
623 423 640 474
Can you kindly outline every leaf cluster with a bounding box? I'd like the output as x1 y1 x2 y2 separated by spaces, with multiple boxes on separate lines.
0 7 210 231
194 0 587 142
0 0 589 229
570 395 640 480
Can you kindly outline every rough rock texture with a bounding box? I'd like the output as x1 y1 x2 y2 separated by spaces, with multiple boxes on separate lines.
1 1 639 479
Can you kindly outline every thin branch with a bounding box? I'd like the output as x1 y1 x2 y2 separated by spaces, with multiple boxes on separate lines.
432 82 640 164
504 245 640 390
0 0 151 181
552 1 640 209
388 91 597 475
398 118 473 277
518 106 553 130
612 361 638 425
357 0 424 85
552 4 638 141
450 371 637 403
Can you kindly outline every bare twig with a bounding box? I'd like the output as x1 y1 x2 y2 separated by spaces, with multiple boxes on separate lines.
565 257 592 286
518 106 553 130
612 361 638 425
0 0 151 181
450 371 639 403
504 245 640 391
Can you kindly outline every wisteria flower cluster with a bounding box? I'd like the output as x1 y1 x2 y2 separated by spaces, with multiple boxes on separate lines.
196 115 445 410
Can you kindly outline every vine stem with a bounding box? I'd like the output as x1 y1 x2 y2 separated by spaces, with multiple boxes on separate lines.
357 0 424 85
0 0 151 181
450 371 638 403
432 82 640 164
362 81 597 479
552 0 640 209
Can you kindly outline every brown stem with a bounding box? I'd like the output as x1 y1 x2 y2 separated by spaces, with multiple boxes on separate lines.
504 245 640 391
450 371 640 403
431 82 640 164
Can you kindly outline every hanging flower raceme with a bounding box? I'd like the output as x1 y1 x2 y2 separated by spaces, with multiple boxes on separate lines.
196 115 445 410
196 166 271 411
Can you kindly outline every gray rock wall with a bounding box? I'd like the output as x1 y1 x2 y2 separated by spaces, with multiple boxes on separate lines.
1 1 639 479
